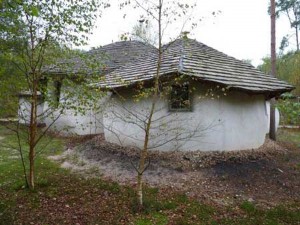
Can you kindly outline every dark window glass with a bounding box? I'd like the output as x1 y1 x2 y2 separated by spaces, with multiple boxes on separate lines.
53 80 62 107
170 83 190 111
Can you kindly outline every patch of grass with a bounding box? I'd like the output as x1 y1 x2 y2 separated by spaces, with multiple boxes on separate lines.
241 200 256 214
0 126 67 222
135 213 168 225
95 179 121 193
266 205 300 224
0 126 65 190
0 201 14 225
175 193 189 204
278 128 300 147
173 200 215 225
136 187 178 213
129 187 179 216
220 203 300 225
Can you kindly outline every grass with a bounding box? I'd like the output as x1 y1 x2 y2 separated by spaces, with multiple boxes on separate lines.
0 126 300 224
278 128 300 147
221 201 300 225
0 126 64 190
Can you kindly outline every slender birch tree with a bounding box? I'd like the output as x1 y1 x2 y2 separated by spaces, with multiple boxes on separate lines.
116 0 210 208
0 0 104 190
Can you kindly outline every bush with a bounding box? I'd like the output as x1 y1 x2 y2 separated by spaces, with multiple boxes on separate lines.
277 99 300 126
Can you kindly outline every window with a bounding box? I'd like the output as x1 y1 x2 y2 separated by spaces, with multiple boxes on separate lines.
53 80 62 107
169 83 191 111
39 77 48 100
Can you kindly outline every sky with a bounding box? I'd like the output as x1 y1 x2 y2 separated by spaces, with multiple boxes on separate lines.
86 0 293 66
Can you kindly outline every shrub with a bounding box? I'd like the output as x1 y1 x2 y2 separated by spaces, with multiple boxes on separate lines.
277 99 300 125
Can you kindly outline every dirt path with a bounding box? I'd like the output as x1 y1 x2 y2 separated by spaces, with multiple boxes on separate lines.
50 137 300 207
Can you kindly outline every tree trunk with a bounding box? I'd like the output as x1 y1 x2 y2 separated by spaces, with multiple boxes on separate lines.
269 0 277 141
29 78 38 190
137 114 152 208
29 146 35 190
137 147 147 207
136 0 162 209
296 26 299 52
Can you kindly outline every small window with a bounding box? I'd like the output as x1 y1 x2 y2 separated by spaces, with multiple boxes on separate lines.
169 83 191 111
39 78 48 100
53 80 62 107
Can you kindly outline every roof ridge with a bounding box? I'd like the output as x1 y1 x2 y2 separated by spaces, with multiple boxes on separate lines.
178 39 185 73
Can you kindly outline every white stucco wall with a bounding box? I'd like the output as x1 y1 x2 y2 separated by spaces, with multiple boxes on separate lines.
42 88 108 136
18 86 106 136
265 100 280 132
43 105 103 136
104 83 276 152
18 93 45 125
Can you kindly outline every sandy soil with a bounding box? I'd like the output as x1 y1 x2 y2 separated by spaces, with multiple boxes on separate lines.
49 136 300 207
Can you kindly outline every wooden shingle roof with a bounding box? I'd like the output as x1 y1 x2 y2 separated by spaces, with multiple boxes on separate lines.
87 40 157 73
43 40 157 75
96 38 293 96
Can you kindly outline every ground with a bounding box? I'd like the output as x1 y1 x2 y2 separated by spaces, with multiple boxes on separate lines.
0 127 300 224
52 131 300 208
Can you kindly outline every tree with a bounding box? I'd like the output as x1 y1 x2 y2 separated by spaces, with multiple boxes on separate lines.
0 0 103 190
131 20 158 45
259 51 300 95
270 0 277 140
0 55 25 117
115 0 206 208
276 0 300 51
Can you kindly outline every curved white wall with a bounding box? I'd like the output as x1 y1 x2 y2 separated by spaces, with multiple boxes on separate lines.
104 85 272 152
18 88 106 136
43 90 108 136
44 106 103 135
265 100 280 132
18 93 44 125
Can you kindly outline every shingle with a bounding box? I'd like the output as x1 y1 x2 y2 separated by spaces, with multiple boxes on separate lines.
43 40 157 76
96 38 294 95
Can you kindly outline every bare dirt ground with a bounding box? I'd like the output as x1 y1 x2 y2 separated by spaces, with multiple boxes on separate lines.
49 136 300 208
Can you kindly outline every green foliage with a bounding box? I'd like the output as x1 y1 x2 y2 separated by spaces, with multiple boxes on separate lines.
0 55 25 117
258 51 300 95
1 0 103 47
0 0 105 84
275 0 300 51
0 0 107 189
277 99 300 125
0 0 106 118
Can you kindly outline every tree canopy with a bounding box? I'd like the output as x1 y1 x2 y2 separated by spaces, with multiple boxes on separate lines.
258 51 300 95
275 0 300 51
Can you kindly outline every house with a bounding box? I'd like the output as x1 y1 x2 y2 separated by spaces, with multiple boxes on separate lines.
18 40 157 135
19 38 293 151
